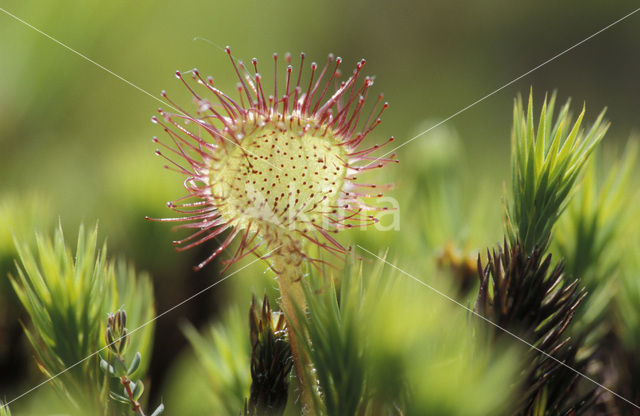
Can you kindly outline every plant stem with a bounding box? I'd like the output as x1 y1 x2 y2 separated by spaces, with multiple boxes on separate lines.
272 250 314 415
121 376 145 416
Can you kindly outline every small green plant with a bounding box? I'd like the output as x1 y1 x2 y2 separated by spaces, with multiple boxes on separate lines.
8 224 156 414
554 142 639 344
0 401 11 416
612 234 640 409
474 91 610 415
295 261 370 416
403 122 490 296
100 309 164 416
9 224 111 409
293 254 518 416
506 91 609 252
181 309 251 415
0 193 52 276
556 141 638 287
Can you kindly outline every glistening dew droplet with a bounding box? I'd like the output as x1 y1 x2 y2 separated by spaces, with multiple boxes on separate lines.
149 48 396 271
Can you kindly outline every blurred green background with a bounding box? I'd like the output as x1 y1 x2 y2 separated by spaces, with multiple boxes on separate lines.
1 0 639 413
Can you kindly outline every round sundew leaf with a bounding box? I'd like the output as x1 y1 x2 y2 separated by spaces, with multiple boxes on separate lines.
151 50 396 270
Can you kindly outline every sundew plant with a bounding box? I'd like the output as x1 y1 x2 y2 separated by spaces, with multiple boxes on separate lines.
2 4 640 415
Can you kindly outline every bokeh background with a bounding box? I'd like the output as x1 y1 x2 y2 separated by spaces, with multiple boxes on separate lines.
1 0 639 413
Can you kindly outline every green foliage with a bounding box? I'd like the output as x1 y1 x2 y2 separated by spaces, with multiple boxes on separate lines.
100 309 164 416
107 261 156 380
372 264 518 416
181 309 251 416
8 224 155 412
407 122 466 250
2 73 640 416
0 402 11 416
296 260 371 416
0 193 53 303
403 123 498 294
506 91 609 252
9 224 109 408
616 235 640 350
405 121 500 253
556 142 638 286
0 193 52 267
297 255 518 415
555 142 639 339
611 232 640 409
